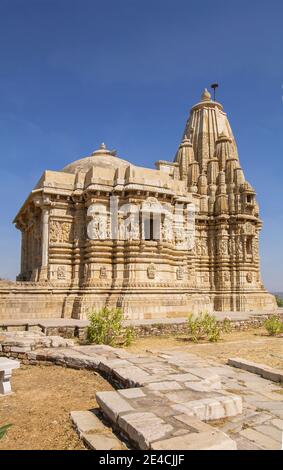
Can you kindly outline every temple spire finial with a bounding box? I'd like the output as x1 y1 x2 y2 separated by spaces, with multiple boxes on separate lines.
201 88 211 101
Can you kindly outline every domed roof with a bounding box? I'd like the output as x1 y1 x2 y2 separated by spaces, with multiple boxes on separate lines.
62 143 130 174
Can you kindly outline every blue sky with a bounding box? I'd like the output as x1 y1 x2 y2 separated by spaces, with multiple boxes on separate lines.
0 0 282 291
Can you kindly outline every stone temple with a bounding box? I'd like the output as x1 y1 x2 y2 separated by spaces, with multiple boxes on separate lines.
0 89 276 320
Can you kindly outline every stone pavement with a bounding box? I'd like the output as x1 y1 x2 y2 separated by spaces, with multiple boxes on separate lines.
1 331 282 450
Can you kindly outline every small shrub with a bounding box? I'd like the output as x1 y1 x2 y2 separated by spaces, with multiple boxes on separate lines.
275 295 283 308
222 317 232 333
264 315 283 336
0 424 12 440
87 307 134 346
187 312 223 343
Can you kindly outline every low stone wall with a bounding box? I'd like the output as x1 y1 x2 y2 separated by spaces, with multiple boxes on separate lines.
1 312 282 342
131 314 283 338
0 331 74 362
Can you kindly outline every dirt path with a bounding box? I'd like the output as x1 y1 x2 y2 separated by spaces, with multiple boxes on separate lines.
0 364 113 450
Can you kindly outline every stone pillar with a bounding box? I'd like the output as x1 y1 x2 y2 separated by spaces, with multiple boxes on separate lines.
39 205 50 280
42 207 49 265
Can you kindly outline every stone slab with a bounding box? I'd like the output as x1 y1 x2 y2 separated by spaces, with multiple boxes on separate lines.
82 432 124 450
239 428 281 450
173 413 213 432
146 381 183 391
112 365 150 387
151 430 237 450
228 357 283 383
117 412 173 450
254 424 282 442
171 395 242 421
0 357 20 371
118 388 145 399
70 410 105 435
96 391 134 423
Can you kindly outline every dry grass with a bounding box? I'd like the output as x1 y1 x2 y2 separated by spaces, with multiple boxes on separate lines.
0 364 113 450
127 328 283 369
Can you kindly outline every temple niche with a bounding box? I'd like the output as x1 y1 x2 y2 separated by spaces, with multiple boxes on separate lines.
0 90 276 320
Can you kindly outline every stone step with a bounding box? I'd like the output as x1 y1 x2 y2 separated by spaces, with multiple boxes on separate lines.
70 410 127 450
96 388 238 450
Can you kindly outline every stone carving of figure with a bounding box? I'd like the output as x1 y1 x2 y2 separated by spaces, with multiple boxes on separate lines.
57 266 66 280
246 272 253 283
203 272 209 283
49 221 59 243
218 239 228 256
124 214 140 240
235 238 243 256
187 232 195 250
252 238 259 256
243 222 254 235
50 221 72 243
147 263 156 279
61 222 72 242
98 215 107 239
196 239 202 256
224 271 230 282
176 265 184 280
175 226 185 243
201 239 208 256
162 216 174 242
99 266 107 279
87 215 108 240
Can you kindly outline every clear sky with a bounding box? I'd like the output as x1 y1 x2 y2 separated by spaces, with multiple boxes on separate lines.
0 0 282 291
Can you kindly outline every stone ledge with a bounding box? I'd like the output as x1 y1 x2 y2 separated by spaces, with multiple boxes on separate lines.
228 357 283 383
70 410 126 450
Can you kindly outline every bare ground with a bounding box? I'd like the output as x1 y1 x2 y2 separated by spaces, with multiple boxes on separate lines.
0 364 113 450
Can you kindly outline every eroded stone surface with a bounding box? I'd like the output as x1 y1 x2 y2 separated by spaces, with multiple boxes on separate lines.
151 430 237 450
118 412 174 450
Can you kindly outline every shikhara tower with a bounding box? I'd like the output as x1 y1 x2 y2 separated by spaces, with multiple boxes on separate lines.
0 90 276 320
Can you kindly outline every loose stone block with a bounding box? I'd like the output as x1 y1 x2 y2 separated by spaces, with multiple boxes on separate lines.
0 357 20 395
117 412 173 450
82 432 124 450
10 346 31 353
96 391 134 423
171 395 242 421
70 410 105 435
